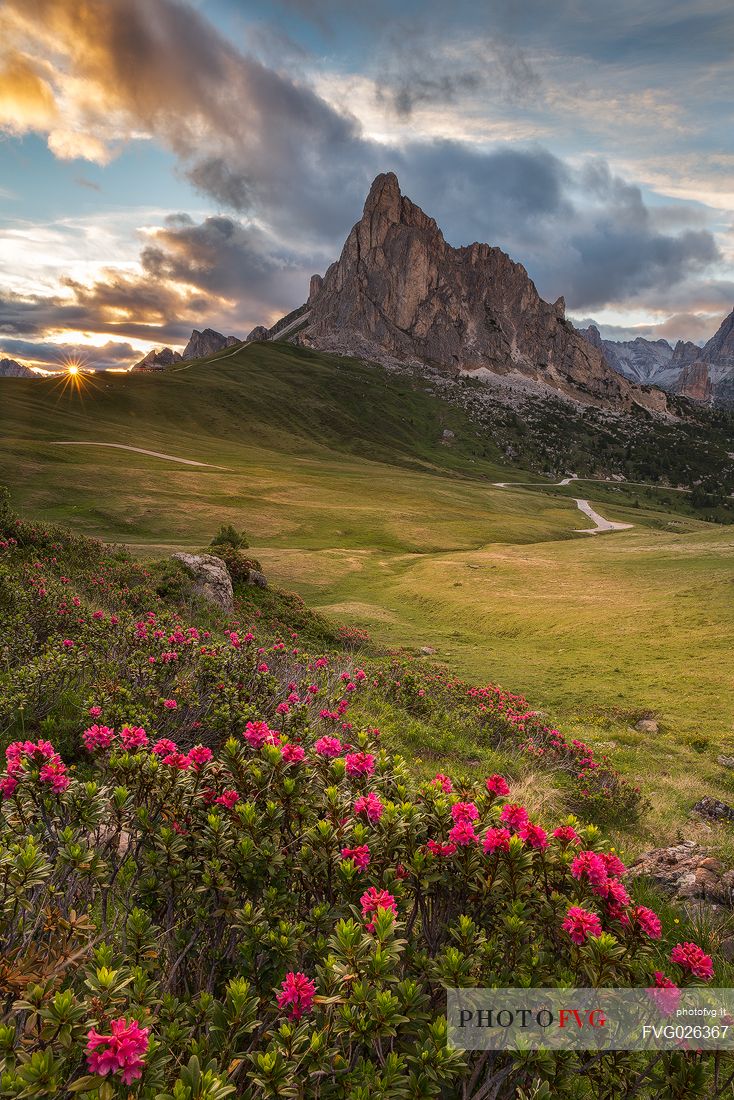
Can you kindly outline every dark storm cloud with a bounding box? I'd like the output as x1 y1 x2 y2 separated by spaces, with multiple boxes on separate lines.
0 286 198 344
391 146 719 311
139 214 322 313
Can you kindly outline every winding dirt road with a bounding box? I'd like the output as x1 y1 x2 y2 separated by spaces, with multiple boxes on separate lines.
48 442 226 468
493 478 635 535
572 498 634 535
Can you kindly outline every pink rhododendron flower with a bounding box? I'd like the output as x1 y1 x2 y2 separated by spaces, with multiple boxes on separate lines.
215 789 240 809
83 724 115 752
152 738 177 756
187 745 213 770
243 721 280 749
499 803 529 830
4 740 69 794
448 820 478 846
345 752 375 777
276 972 316 1020
485 774 510 797
451 801 479 823
0 776 18 798
38 761 70 793
602 877 631 913
632 906 662 940
518 822 548 850
482 827 512 853
86 1017 149 1085
162 699 177 710
601 852 627 877
119 726 148 751
563 906 602 945
432 773 452 794
354 792 384 822
553 826 580 844
162 752 190 770
314 736 342 758
670 942 714 981
88 706 103 718
571 850 609 889
648 972 681 1015
340 844 370 871
360 886 397 931
427 839 457 857
282 743 306 764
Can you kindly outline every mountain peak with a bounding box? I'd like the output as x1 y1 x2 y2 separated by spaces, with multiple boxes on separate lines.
290 174 667 414
364 171 402 219
182 328 240 361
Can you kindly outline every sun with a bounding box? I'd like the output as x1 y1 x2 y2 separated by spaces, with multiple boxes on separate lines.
67 363 79 376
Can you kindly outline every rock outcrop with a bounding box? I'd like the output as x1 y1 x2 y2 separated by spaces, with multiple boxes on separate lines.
0 357 35 377
172 553 234 613
182 329 240 361
131 347 182 371
630 841 734 909
295 173 667 413
675 360 711 402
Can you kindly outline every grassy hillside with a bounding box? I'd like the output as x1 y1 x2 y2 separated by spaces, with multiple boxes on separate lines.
2 342 734 842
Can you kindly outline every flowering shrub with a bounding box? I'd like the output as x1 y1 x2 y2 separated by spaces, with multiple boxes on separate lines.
0 718 717 1098
374 662 644 823
0 498 720 1097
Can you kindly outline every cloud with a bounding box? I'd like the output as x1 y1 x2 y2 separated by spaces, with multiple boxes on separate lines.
0 0 727 348
0 52 58 132
391 146 720 312
0 210 323 347
0 0 369 242
372 25 541 118
571 313 720 345
0 335 139 370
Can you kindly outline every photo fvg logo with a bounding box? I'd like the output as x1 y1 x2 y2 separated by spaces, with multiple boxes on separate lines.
458 1007 607 1031
447 988 734 1051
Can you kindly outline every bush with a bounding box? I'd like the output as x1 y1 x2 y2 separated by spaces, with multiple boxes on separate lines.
211 544 262 582
210 524 249 551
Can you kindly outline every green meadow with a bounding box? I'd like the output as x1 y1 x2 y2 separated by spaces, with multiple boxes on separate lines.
2 341 734 843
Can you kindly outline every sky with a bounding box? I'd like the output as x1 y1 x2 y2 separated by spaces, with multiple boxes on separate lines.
0 0 733 371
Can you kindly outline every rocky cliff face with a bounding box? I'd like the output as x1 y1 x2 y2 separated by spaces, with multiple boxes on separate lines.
675 360 711 402
0 357 35 377
182 328 240 361
295 173 667 413
131 347 182 371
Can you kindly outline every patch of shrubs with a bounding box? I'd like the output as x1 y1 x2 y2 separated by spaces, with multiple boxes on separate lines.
0 725 715 1099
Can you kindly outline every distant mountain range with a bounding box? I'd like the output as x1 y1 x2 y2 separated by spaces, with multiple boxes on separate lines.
0 357 36 378
579 310 734 405
132 328 240 370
